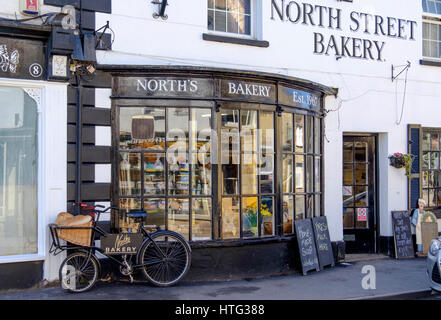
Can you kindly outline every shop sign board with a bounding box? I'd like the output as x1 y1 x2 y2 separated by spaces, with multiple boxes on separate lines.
220 79 276 104
278 85 321 111
0 37 46 80
391 211 414 259
100 233 144 255
115 77 215 98
312 216 334 269
294 219 320 275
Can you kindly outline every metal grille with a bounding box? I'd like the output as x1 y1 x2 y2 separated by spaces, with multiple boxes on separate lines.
432 264 441 284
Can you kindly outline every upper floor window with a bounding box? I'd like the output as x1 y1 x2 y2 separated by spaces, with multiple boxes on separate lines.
423 0 441 59
207 0 252 37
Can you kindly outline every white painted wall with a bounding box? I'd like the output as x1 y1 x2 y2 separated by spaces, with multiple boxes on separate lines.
1 0 437 244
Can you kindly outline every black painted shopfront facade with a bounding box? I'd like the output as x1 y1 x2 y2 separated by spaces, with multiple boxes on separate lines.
97 66 337 280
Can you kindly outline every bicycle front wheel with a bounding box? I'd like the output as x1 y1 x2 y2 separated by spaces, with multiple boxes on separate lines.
59 251 100 293
138 231 191 287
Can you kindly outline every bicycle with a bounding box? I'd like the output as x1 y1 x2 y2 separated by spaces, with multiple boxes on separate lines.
49 203 191 293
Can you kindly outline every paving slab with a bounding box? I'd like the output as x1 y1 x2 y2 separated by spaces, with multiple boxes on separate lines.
0 257 431 300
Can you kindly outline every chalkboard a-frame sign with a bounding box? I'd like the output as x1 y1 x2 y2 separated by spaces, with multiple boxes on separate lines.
391 211 415 259
312 216 335 269
295 219 320 275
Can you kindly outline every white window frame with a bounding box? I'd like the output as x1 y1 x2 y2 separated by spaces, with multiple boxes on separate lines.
423 1 441 61
207 0 262 40
0 78 67 267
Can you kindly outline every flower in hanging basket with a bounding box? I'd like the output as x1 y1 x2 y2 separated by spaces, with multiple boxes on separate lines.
388 152 415 176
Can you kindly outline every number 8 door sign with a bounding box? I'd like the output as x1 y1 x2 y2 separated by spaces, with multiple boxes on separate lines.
29 63 43 78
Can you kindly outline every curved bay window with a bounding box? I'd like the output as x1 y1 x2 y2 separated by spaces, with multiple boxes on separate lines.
112 70 329 244
282 112 322 234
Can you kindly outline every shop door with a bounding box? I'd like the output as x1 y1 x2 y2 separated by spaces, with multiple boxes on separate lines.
343 136 377 253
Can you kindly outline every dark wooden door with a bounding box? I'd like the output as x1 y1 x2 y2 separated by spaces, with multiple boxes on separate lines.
343 136 377 253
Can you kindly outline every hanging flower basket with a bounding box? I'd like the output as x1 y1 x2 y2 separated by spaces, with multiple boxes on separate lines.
388 152 415 176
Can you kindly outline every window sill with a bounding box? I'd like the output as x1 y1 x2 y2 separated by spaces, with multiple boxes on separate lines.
420 59 441 67
202 33 269 48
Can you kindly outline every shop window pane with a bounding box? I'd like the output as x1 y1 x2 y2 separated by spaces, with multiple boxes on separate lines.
168 198 190 240
208 0 214 9
227 11 239 33
260 112 274 153
306 155 313 193
429 171 435 188
355 208 368 229
314 118 321 154
283 195 293 234
429 189 437 207
227 0 239 11
437 189 441 206
432 133 440 150
423 152 430 169
167 108 189 142
222 163 239 195
119 198 141 232
192 198 212 241
143 198 166 230
191 108 212 152
354 142 367 162
119 108 165 150
168 160 189 195
222 197 240 239
260 153 274 194
192 153 212 195
423 171 429 188
315 195 321 217
242 197 258 238
0 87 38 256
294 114 304 153
239 14 251 35
343 164 353 185
221 109 240 166
295 195 305 220
120 153 141 195
215 11 227 32
144 153 165 195
283 154 293 193
343 208 354 229
241 110 257 152
208 9 214 30
216 0 227 10
423 189 429 207
354 163 368 185
295 155 305 192
354 186 368 207
315 156 321 192
431 152 439 170
239 0 251 14
305 116 313 153
423 132 431 151
306 195 314 218
343 141 353 162
242 153 258 194
343 186 354 207
261 197 274 237
282 113 293 152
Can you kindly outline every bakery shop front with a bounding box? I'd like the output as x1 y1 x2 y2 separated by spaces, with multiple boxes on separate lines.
106 66 335 279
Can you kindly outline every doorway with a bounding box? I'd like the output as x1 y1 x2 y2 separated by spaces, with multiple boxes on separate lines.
343 135 378 253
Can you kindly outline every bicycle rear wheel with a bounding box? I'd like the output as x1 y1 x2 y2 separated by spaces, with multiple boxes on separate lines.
138 231 191 287
59 251 100 293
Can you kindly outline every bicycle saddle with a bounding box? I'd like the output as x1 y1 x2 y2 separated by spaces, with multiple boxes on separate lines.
126 211 147 218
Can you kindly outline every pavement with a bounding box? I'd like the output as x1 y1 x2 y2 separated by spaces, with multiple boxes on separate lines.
0 256 437 300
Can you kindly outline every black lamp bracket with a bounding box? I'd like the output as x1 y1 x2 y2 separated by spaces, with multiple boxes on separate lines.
152 0 168 20
391 61 411 82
